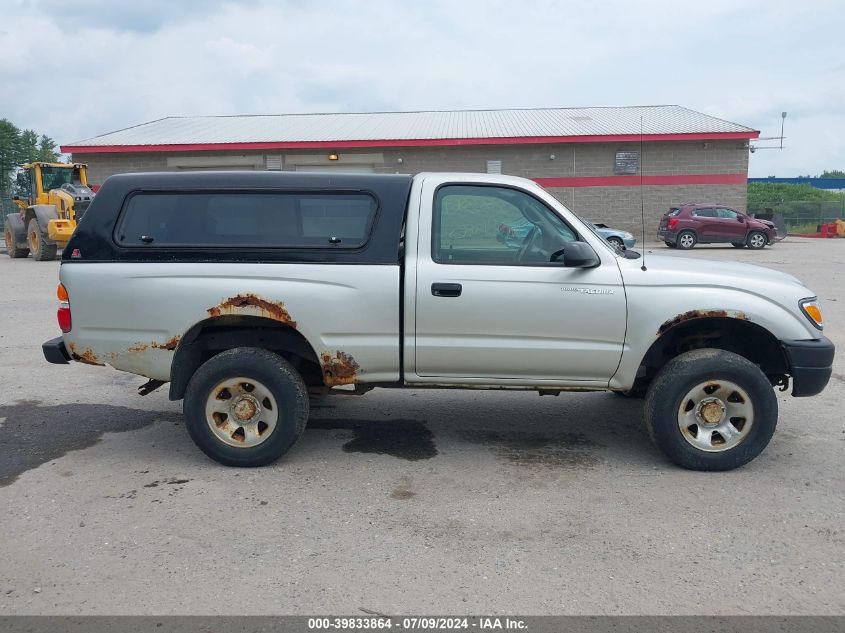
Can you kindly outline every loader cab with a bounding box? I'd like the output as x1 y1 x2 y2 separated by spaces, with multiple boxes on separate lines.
27 162 90 204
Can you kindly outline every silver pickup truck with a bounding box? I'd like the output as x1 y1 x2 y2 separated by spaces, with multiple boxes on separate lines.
43 171 834 471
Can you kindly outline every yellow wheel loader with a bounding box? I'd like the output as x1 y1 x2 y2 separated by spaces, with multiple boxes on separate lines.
3 162 94 261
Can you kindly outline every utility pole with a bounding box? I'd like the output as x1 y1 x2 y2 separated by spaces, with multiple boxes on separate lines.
780 112 787 149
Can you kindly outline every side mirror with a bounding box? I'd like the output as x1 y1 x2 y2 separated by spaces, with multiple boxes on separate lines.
551 242 600 268
737 214 745 222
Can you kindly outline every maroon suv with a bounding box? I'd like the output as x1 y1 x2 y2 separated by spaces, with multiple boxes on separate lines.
658 203 776 250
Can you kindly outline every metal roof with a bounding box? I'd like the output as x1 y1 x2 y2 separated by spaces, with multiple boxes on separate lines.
63 106 758 152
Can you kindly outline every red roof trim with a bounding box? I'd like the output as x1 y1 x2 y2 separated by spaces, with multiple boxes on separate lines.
61 131 759 154
533 173 748 188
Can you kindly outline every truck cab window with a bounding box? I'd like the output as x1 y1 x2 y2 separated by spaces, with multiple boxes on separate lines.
433 184 577 265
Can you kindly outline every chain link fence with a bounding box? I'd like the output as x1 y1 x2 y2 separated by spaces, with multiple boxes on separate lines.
1 197 19 221
748 199 845 234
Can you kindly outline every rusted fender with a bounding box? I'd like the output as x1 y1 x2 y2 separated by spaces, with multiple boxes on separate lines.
207 293 297 327
657 309 748 336
67 342 104 366
320 351 360 386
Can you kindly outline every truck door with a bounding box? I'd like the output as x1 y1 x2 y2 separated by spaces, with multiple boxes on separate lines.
412 180 627 384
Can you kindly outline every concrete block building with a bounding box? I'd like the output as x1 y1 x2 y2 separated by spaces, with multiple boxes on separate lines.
62 106 759 234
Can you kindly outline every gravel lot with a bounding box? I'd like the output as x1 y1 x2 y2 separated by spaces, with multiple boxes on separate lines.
0 238 843 615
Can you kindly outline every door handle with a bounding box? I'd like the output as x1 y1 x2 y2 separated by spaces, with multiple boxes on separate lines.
431 283 462 297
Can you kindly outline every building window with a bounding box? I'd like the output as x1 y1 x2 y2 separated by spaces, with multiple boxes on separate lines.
614 150 639 175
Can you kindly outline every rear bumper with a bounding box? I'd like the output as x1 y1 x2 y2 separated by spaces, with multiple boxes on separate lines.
47 219 74 243
782 336 835 397
657 229 676 242
42 336 70 364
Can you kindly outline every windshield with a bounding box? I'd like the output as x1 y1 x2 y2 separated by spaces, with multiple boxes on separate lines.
40 167 74 191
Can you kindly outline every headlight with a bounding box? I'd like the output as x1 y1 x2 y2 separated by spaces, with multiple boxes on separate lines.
800 298 823 330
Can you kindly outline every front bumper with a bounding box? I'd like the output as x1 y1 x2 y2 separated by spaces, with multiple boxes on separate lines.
622 236 637 248
782 336 835 397
43 336 70 364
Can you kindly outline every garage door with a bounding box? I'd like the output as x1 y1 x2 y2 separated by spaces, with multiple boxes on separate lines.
295 164 375 173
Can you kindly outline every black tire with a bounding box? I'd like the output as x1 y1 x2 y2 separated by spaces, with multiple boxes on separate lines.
664 241 678 249
183 347 309 467
746 231 767 250
606 236 623 249
731 242 745 248
4 219 29 258
644 348 777 471
27 218 57 261
676 230 697 250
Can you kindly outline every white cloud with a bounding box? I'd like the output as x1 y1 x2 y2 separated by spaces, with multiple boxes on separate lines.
1 0 843 176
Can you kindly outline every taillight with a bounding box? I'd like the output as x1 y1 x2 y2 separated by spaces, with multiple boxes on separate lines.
57 283 71 333
667 218 679 230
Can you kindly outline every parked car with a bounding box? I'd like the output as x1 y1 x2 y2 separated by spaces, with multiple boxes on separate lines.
658 204 777 249
43 172 834 471
498 218 635 249
590 222 636 249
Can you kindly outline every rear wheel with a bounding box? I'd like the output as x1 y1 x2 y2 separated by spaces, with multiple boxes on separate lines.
183 347 309 466
746 231 767 250
677 230 697 250
644 349 777 471
4 219 29 258
27 218 57 261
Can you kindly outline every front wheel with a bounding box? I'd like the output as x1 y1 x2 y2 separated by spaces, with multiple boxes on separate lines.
183 347 309 466
746 231 768 250
27 218 57 261
644 349 777 471
606 236 623 250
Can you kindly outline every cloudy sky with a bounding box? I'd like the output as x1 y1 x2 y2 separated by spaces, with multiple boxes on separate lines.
1 0 843 176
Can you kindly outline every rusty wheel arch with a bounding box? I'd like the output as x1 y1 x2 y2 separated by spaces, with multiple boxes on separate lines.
168 315 322 401
635 316 789 390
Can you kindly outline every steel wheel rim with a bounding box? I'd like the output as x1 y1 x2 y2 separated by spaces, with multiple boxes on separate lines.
28 229 39 255
680 234 694 247
204 376 279 448
677 379 754 452
749 233 765 248
4 229 12 252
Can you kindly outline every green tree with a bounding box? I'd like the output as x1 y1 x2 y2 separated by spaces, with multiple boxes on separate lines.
819 169 845 178
0 119 21 196
748 182 842 207
0 118 59 197
747 182 845 227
